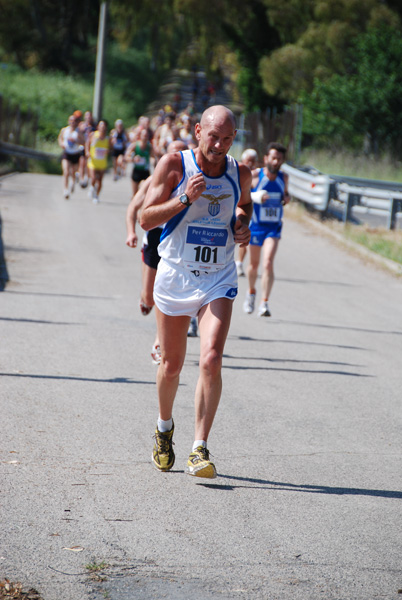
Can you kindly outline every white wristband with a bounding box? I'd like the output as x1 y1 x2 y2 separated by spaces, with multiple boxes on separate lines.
251 190 267 204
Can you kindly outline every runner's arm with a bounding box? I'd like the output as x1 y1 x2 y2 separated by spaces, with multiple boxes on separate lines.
85 132 93 158
57 128 65 149
126 177 152 247
140 152 205 231
234 163 253 247
282 172 290 205
124 142 136 162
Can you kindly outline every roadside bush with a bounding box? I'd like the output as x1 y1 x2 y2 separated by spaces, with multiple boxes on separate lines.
0 42 161 142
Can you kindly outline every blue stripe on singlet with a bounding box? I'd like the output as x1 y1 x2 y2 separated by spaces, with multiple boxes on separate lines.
225 163 240 234
160 151 187 242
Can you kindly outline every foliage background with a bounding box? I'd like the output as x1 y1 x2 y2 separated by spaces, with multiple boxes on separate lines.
0 0 402 158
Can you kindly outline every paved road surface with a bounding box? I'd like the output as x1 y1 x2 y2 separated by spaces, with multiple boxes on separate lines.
1 172 402 600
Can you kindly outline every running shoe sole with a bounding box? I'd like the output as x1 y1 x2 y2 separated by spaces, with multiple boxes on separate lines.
185 462 217 478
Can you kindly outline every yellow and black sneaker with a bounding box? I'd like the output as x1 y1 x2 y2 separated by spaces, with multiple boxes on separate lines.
185 446 217 479
152 422 175 472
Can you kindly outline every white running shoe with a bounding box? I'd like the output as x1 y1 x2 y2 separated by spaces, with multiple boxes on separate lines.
258 301 271 317
88 185 94 199
243 293 256 314
63 188 69 199
92 193 99 204
236 261 245 277
151 344 161 365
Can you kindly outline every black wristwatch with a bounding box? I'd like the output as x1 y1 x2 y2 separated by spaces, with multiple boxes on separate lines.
179 193 191 207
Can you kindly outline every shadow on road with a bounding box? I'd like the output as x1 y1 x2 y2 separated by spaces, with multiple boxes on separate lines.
0 316 80 325
234 335 366 351
199 475 402 499
4 290 115 300
280 319 402 336
0 372 156 385
237 319 402 336
278 276 360 287
222 361 372 378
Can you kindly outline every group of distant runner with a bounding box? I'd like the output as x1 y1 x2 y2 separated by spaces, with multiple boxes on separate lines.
57 103 198 203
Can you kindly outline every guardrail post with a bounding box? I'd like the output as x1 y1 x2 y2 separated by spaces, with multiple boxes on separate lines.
344 193 361 224
387 198 401 230
0 213 9 291
0 95 3 141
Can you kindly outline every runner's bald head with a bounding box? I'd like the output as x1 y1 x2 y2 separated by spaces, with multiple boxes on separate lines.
167 140 188 153
200 105 237 130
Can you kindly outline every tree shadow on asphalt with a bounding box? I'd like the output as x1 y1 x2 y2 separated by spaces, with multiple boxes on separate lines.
277 276 361 287
4 290 115 300
0 372 155 384
198 475 402 498
187 350 370 376
221 359 372 378
0 316 79 325
224 355 362 368
235 318 402 336
231 335 366 350
281 319 402 336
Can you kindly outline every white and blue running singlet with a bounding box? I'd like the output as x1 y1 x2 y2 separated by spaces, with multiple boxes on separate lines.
250 169 285 241
158 149 241 273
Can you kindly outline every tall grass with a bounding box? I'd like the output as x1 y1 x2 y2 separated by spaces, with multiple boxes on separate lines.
289 202 402 267
0 42 161 142
344 225 402 265
300 149 402 183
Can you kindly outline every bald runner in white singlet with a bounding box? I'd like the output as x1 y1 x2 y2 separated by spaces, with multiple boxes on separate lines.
140 105 253 479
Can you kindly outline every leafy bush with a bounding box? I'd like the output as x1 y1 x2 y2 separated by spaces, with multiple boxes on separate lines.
0 42 161 141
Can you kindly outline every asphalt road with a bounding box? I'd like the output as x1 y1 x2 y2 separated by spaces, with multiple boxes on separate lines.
1 172 402 600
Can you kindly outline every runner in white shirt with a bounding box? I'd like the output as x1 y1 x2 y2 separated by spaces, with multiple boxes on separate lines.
57 115 85 199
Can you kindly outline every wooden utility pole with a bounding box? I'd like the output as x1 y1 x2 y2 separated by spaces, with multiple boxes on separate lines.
92 2 108 123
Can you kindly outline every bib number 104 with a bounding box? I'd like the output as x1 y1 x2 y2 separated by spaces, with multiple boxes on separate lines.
194 245 218 264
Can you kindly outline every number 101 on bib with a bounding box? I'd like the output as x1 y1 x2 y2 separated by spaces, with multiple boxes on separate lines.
184 225 229 271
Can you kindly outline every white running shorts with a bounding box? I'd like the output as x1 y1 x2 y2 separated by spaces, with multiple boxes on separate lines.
153 259 238 317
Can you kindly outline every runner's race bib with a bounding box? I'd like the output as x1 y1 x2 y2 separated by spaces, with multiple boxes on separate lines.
183 225 228 271
259 205 281 222
95 147 107 159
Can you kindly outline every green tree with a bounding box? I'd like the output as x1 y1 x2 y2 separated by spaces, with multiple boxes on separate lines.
0 0 99 70
109 0 285 111
260 0 401 102
302 26 402 155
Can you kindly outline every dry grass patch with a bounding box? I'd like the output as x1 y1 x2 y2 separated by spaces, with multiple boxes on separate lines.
0 579 43 600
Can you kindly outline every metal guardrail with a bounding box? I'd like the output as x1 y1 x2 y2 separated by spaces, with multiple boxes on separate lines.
0 212 9 291
336 183 402 230
0 140 60 161
282 163 402 229
329 173 402 192
281 163 332 212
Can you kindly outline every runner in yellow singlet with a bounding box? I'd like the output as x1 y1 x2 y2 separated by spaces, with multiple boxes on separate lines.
86 120 111 204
